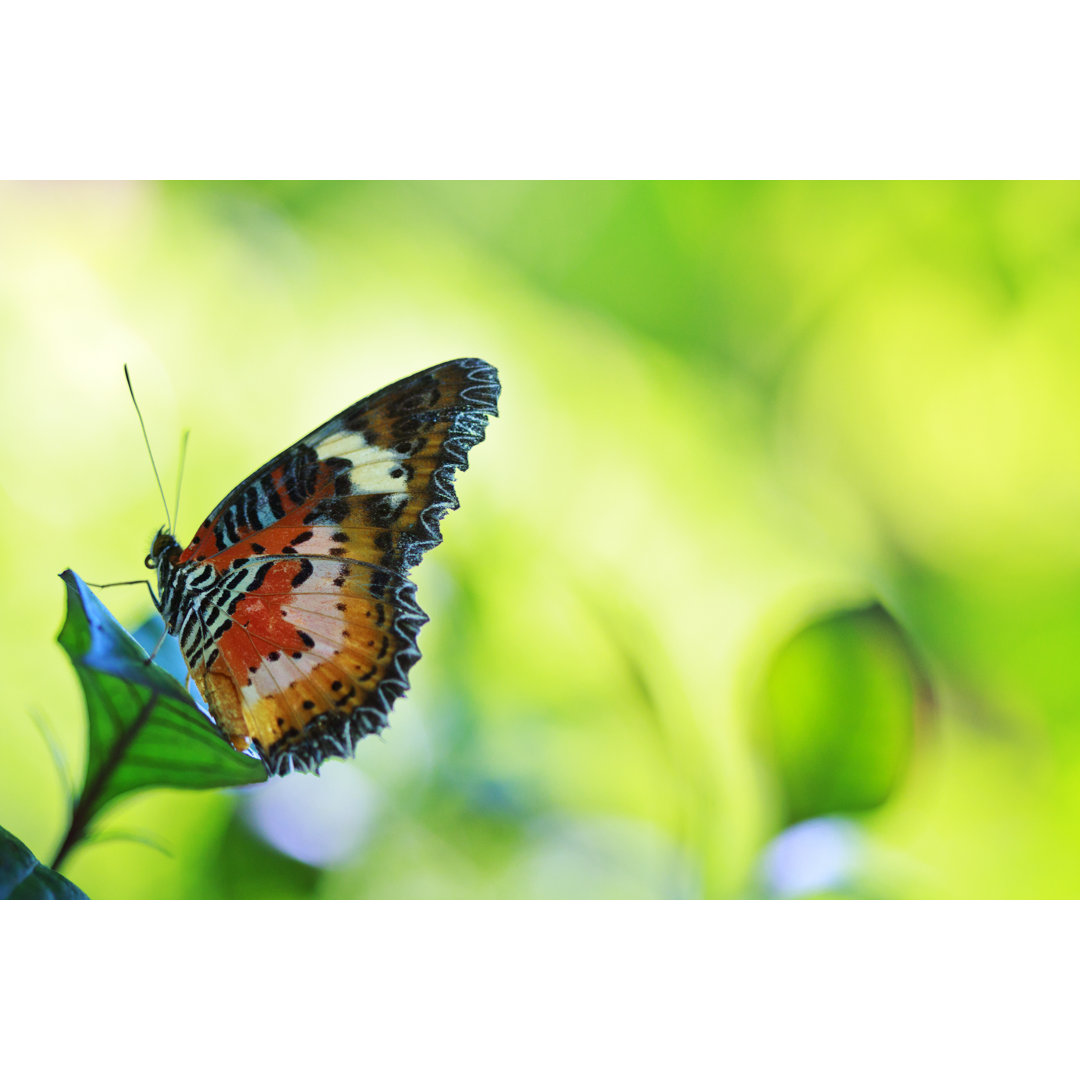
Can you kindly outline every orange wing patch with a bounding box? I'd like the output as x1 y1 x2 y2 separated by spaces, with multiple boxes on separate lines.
200 560 425 771
153 359 499 775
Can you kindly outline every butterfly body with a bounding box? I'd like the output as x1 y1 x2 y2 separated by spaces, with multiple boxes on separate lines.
147 358 500 776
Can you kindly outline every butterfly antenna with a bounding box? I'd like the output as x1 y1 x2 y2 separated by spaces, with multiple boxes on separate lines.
124 364 172 534
172 428 190 537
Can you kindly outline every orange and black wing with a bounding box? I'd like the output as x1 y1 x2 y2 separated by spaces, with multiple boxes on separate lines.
173 358 500 775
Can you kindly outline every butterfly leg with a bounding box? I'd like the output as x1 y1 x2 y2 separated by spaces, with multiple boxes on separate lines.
144 625 169 665
85 578 161 611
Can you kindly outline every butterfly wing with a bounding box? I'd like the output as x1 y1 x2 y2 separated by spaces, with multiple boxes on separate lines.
168 358 500 775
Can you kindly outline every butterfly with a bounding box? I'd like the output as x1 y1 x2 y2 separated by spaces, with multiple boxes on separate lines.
144 358 500 777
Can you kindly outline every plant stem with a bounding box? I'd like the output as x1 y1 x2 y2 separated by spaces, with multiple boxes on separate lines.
50 696 157 872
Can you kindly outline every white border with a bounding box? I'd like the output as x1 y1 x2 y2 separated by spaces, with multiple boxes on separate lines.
3 3 1079 177
3 902 1075 1077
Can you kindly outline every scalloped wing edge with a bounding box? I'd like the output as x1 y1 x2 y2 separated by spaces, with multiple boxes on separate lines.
395 358 500 572
262 576 428 776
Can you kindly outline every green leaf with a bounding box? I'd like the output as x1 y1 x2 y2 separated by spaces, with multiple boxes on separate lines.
757 602 930 825
56 570 267 835
1 824 87 899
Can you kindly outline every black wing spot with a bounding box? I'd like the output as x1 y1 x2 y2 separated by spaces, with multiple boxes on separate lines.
391 415 423 438
370 570 391 599
242 484 261 533
305 498 349 525
261 474 285 520
282 446 319 506
367 494 406 527
250 562 273 592
291 560 314 588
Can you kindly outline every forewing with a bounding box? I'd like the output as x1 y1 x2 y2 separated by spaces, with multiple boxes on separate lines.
178 357 500 572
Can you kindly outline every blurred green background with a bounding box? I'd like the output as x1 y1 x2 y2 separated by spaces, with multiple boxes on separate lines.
2 180 1079 899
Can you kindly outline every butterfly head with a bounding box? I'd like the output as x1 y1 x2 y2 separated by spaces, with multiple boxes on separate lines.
145 527 181 571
